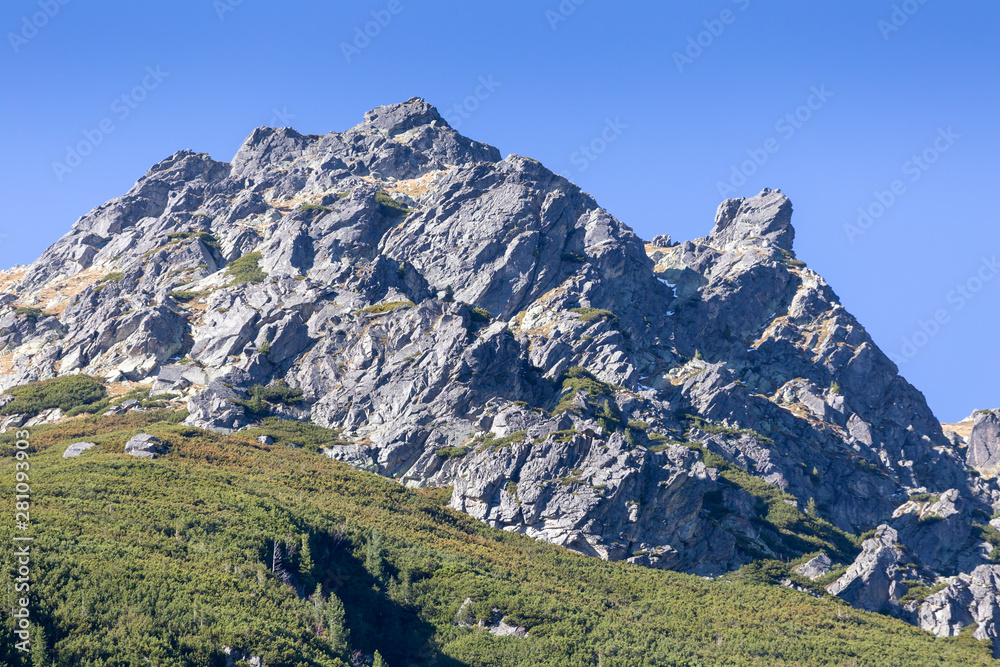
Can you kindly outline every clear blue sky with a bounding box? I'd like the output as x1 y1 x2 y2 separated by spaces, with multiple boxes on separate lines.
2 1 997 421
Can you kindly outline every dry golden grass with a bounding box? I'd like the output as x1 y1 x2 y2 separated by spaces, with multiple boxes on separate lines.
14 267 104 315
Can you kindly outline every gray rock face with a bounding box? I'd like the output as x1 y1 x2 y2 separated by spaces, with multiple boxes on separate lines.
708 189 794 252
918 565 1000 656
63 442 97 458
968 410 1000 471
125 434 165 459
795 552 832 580
827 525 905 612
2 99 995 588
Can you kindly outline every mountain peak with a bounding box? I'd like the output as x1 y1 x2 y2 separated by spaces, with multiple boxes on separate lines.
362 96 446 135
708 187 794 252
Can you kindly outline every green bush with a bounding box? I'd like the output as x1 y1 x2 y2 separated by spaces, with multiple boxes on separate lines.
13 306 46 319
552 367 621 418
375 191 411 218
235 382 304 417
225 251 267 284
100 272 126 283
0 375 106 418
358 301 415 315
167 290 202 302
569 307 618 324
435 446 470 459
469 307 492 326
167 231 221 249
300 203 332 213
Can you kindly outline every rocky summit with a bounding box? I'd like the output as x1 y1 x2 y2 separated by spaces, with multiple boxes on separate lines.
4 98 1000 648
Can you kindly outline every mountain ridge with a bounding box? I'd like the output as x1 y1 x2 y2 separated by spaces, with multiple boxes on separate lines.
4 97 1000 650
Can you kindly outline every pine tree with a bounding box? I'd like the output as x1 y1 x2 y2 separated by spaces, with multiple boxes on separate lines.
31 624 51 666
299 533 315 590
373 650 389 667
325 592 350 659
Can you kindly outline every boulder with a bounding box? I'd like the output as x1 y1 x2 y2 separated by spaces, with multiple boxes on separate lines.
125 433 165 459
794 552 833 581
63 442 97 458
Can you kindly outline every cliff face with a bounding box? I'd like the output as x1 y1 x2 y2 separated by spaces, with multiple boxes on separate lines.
3 99 997 589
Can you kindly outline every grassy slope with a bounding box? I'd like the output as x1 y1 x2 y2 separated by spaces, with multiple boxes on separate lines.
0 411 994 667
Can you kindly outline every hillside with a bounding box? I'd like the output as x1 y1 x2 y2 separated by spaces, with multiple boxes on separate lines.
0 410 994 666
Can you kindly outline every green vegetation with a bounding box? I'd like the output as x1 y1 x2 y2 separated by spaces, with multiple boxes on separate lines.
167 231 222 249
569 307 618 324
358 300 415 315
241 417 347 453
780 248 807 268
0 375 105 418
64 386 179 417
731 560 828 598
300 203 333 213
0 411 992 666
688 443 861 563
13 306 45 319
469 307 492 328
830 381 842 395
909 493 940 504
375 191 411 218
552 366 621 417
900 581 950 604
167 290 203 302
235 383 304 417
100 271 126 283
682 413 775 445
474 430 528 452
560 252 587 264
435 446 470 459
225 251 267 285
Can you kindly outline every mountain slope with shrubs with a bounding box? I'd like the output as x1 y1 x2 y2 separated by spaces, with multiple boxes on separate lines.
0 410 995 666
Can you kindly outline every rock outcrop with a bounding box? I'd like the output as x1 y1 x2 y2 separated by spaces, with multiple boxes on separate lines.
918 565 1000 657
827 526 906 612
968 410 1000 472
